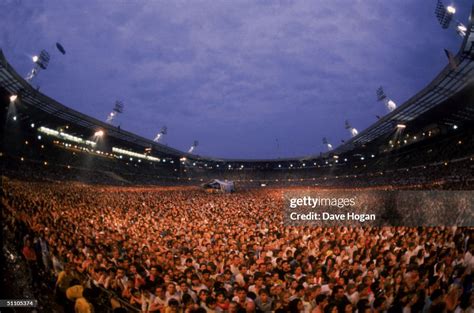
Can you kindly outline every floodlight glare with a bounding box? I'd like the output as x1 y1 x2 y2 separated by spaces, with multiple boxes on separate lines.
435 0 455 29
396 124 406 129
188 140 199 153
153 126 168 142
9 95 18 102
387 100 397 112
94 130 104 137
26 50 51 81
106 100 125 124
453 124 458 129
456 23 467 36
377 87 397 112
345 120 359 137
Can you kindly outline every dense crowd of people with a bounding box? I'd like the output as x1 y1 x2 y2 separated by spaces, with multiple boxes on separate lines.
2 179 474 313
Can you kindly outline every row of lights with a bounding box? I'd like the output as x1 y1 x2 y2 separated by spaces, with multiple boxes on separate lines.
8 90 463 171
389 125 458 149
184 154 375 170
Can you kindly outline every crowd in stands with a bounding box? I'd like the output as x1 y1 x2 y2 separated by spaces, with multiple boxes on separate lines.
3 179 474 312
2 119 473 189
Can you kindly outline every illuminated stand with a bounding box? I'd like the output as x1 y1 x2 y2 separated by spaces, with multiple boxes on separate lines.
153 126 168 142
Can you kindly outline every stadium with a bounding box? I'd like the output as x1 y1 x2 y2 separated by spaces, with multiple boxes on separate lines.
1 1 474 313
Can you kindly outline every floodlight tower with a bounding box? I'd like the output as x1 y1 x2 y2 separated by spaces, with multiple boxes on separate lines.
345 120 358 137
153 126 168 142
106 101 124 124
188 140 199 153
322 137 333 151
435 0 467 37
25 43 66 83
26 50 50 81
376 87 397 112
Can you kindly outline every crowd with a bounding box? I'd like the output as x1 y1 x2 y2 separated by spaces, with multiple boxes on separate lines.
2 179 474 313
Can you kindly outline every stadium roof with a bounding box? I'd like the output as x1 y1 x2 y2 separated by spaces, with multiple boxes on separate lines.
1 6 474 163
332 14 474 155
0 51 191 158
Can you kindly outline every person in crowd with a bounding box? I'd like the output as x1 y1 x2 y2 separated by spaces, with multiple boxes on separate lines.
2 180 474 313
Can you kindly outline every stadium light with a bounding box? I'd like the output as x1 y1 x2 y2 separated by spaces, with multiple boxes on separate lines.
188 140 199 154
9 95 18 103
453 124 458 129
153 126 168 142
456 23 467 37
435 1 466 37
322 137 333 151
345 120 358 137
435 1 455 29
377 87 397 112
26 49 51 82
12 116 17 121
396 124 406 129
94 130 104 137
106 100 124 124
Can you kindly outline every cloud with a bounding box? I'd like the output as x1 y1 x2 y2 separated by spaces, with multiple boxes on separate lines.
0 0 468 158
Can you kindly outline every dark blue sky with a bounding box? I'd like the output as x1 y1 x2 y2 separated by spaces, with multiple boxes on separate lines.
1 0 471 159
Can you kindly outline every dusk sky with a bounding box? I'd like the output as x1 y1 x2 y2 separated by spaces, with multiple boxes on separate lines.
1 0 471 159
